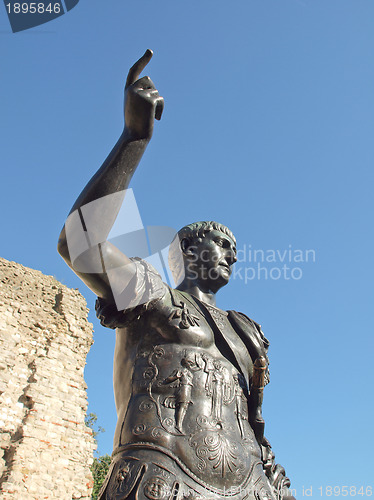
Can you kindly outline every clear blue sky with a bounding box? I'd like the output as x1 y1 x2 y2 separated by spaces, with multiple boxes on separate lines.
1 1 373 498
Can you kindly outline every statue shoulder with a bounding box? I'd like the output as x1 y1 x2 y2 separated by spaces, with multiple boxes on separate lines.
227 310 270 369
228 310 269 342
95 257 167 330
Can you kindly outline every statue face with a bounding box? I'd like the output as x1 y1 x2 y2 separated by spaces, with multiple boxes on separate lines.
184 230 237 293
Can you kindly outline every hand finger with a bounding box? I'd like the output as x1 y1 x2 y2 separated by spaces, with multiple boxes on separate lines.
135 90 160 101
131 76 156 91
125 49 153 89
155 97 164 121
133 89 164 121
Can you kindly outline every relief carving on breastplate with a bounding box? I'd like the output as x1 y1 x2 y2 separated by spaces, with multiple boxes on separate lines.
135 346 249 444
189 415 246 480
135 345 177 436
161 351 203 433
204 304 227 329
168 300 200 329
128 345 255 487
202 354 233 422
143 476 169 500
134 346 199 436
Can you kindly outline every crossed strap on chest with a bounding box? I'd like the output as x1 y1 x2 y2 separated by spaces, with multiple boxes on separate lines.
167 287 269 391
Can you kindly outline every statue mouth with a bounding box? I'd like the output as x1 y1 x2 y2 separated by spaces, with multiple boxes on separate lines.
219 262 231 273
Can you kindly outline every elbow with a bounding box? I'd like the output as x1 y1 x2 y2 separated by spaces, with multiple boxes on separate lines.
57 227 70 264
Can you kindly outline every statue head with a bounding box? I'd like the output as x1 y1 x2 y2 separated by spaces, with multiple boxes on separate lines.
168 221 237 292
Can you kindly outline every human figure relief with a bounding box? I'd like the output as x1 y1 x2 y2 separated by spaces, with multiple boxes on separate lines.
162 354 201 433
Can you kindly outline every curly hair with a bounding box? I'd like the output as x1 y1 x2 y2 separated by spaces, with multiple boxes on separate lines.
168 221 236 286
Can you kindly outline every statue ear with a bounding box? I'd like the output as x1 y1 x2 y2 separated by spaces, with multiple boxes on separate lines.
180 238 195 257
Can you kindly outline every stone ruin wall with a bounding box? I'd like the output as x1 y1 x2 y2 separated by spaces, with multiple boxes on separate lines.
0 257 96 499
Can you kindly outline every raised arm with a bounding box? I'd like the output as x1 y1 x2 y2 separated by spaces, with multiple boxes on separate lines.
57 50 164 300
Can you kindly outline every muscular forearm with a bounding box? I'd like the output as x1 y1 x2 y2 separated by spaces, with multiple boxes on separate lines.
69 129 148 215
57 128 149 299
57 128 149 265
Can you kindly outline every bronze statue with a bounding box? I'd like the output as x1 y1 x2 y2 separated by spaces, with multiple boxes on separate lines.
58 50 295 500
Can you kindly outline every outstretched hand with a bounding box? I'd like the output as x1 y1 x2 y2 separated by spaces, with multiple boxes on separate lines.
124 49 164 139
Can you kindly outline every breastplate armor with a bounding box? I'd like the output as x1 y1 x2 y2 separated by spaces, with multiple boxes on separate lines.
113 289 266 493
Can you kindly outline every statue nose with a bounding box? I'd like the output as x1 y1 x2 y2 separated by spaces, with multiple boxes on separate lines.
226 250 237 265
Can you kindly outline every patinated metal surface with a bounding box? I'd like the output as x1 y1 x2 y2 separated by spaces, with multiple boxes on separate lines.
58 51 295 500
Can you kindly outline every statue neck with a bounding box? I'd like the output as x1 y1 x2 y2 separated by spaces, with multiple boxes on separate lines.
176 281 217 306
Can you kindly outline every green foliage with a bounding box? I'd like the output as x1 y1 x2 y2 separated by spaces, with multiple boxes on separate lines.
85 412 111 499
91 454 111 500
85 412 105 442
